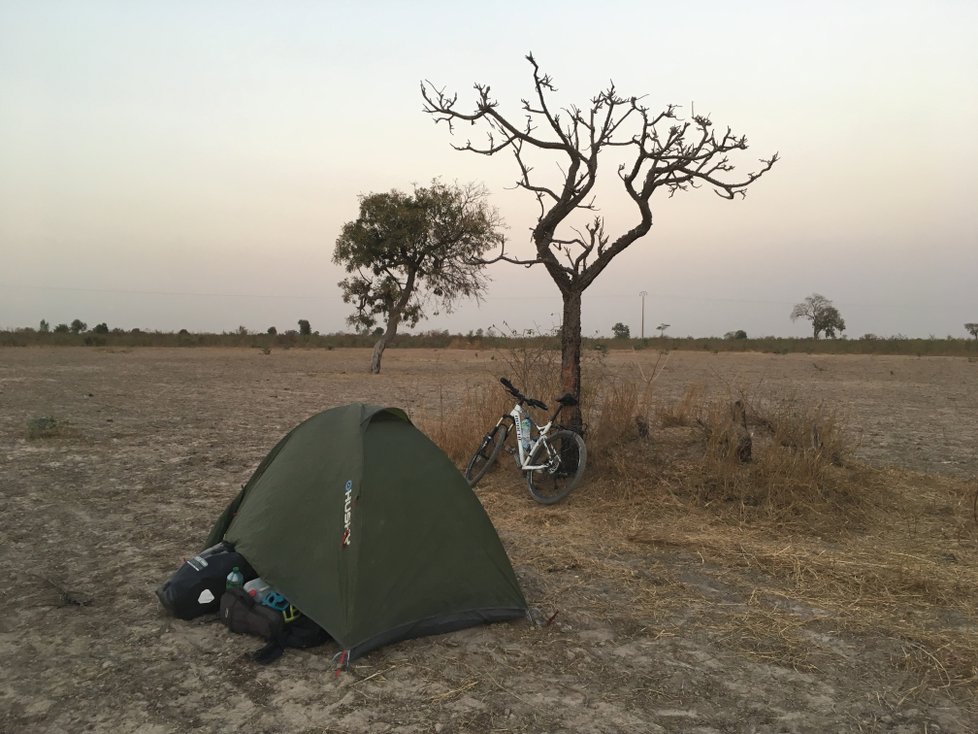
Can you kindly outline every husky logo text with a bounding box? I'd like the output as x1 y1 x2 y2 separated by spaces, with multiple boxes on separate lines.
341 480 353 547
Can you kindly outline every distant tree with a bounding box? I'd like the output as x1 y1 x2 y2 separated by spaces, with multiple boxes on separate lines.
92 323 109 334
724 329 747 340
267 326 277 335
54 323 69 333
178 328 190 335
334 180 503 374
612 322 630 339
372 327 384 337
237 325 248 336
39 319 50 333
965 323 978 340
69 319 87 334
298 319 311 336
656 323 671 337
791 294 846 339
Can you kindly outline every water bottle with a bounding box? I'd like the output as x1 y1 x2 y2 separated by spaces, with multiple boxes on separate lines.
520 415 532 451
244 577 270 602
226 566 244 590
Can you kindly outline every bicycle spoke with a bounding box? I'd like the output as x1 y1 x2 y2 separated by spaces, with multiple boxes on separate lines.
525 429 587 504
464 425 508 488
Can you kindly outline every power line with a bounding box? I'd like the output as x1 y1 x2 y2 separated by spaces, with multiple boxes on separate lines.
0 283 324 300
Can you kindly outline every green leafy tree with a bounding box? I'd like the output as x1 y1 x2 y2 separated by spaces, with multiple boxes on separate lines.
791 294 846 339
69 319 87 334
611 322 630 339
334 180 503 374
267 326 277 335
39 319 50 333
724 329 748 339
92 323 109 334
298 319 311 336
423 55 776 429
965 323 978 340
54 323 69 333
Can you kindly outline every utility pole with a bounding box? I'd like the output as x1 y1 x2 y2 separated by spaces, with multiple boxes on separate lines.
639 291 648 338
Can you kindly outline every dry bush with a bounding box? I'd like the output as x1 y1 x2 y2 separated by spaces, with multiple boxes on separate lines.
653 389 861 525
425 339 668 477
583 376 655 464
493 327 561 401
420 380 512 465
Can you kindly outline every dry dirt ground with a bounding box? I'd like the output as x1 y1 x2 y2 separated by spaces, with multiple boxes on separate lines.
1 347 976 733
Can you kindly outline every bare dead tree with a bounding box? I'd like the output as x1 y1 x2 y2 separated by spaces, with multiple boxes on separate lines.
422 54 777 430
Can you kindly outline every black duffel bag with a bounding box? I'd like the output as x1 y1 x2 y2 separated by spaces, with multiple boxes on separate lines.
156 542 255 620
220 588 332 664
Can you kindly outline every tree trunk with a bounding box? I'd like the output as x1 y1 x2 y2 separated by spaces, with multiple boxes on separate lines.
368 269 416 374
369 314 401 374
560 288 584 433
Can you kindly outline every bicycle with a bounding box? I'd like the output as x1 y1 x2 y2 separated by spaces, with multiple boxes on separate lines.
464 377 587 504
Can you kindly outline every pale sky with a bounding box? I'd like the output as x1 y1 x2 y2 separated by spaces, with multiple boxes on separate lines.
2 1 976 339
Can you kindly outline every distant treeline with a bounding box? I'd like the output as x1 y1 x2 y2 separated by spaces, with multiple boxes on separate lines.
2 327 977 356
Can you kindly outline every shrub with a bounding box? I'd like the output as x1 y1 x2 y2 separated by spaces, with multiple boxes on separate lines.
26 416 69 439
652 388 857 523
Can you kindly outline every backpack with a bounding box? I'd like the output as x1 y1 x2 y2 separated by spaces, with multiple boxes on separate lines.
156 542 256 620
219 588 331 664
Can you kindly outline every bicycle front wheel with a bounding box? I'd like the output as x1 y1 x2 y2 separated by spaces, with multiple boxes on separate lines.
464 424 508 488
525 429 587 504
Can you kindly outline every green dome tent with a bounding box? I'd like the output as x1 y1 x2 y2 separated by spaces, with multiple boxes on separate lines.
206 404 527 662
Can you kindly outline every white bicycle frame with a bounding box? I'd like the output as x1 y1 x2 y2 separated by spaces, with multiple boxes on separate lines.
510 403 556 471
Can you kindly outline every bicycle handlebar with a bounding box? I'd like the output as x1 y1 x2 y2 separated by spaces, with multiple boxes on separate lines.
498 377 557 412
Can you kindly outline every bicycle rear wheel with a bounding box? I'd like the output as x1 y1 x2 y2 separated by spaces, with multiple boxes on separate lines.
525 429 587 504
464 424 508 488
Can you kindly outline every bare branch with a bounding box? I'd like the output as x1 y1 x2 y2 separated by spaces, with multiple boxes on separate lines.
422 55 777 294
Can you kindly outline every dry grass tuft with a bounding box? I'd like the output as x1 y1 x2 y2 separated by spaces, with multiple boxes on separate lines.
656 384 702 427
26 416 74 440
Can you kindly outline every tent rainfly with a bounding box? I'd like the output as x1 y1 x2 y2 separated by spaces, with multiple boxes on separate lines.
206 403 527 662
